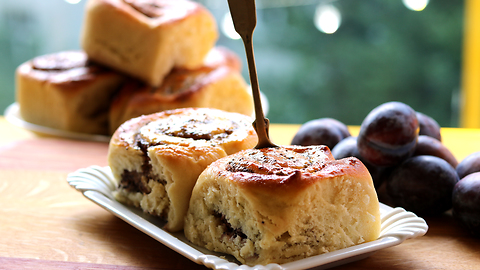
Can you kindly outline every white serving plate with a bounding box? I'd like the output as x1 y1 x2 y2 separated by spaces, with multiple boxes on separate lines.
4 103 111 142
4 92 268 143
67 165 428 270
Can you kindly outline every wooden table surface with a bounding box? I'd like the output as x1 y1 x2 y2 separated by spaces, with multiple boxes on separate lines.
1 117 480 270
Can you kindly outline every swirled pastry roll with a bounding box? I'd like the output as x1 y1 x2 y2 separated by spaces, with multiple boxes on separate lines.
184 146 381 266
81 0 218 86
15 51 125 135
108 47 253 134
108 108 257 232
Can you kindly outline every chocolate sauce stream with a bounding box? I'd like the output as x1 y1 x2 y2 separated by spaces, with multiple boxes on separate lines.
227 0 278 149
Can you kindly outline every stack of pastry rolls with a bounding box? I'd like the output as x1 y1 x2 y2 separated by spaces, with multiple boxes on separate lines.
15 0 253 136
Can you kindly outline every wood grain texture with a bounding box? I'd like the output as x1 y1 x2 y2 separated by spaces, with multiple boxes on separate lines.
1 118 480 269
0 257 165 270
0 138 108 172
0 170 204 269
332 214 480 270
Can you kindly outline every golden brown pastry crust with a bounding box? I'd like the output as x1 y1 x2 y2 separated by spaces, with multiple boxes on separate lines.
15 50 125 135
108 47 253 134
108 108 257 232
81 0 218 86
184 146 382 266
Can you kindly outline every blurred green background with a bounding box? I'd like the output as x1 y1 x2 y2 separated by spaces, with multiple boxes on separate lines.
0 0 464 127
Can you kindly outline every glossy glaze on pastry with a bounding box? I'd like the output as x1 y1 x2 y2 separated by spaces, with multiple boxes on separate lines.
184 146 381 266
108 47 253 134
16 50 125 135
108 108 257 231
81 0 218 86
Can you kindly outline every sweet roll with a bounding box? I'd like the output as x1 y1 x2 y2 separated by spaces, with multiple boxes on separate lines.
184 146 382 265
108 107 258 231
108 47 253 134
81 0 218 86
15 50 125 135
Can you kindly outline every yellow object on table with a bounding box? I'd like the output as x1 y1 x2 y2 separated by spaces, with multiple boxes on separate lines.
269 124 480 162
2 116 479 162
460 0 480 128
1 117 480 269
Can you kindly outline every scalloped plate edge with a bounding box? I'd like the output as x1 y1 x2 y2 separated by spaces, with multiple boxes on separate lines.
67 166 428 270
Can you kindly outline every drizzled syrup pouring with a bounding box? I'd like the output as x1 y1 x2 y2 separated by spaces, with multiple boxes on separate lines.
227 0 278 149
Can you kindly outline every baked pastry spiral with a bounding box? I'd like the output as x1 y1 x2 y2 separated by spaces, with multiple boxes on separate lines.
108 108 258 232
15 50 125 135
108 47 253 134
184 146 381 266
81 0 218 86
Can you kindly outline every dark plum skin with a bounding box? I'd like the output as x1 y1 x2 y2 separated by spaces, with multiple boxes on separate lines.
386 155 459 216
331 136 358 159
291 118 350 150
416 112 442 141
413 135 458 168
452 172 480 237
456 152 480 179
325 118 351 139
357 102 419 167
332 136 390 188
